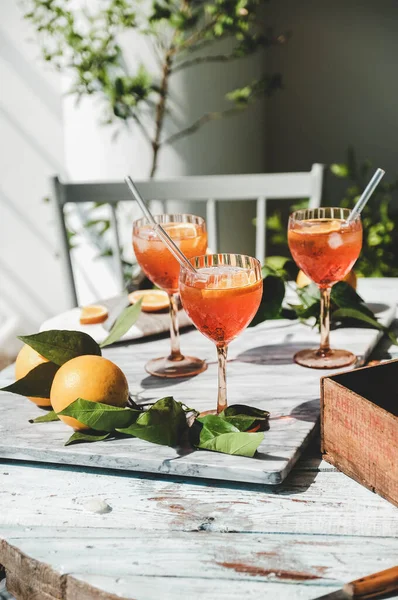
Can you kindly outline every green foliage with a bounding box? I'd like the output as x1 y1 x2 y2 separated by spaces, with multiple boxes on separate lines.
116 396 188 446
330 147 398 277
1 362 59 398
29 411 60 423
59 398 140 431
249 268 397 344
18 330 102 365
265 198 308 255
219 404 270 431
65 431 111 446
100 299 143 348
291 281 384 329
264 148 398 277
24 0 285 176
190 414 264 457
56 395 269 456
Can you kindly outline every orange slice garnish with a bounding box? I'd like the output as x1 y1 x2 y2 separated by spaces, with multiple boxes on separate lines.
163 222 199 239
128 289 169 312
80 305 108 325
302 219 343 234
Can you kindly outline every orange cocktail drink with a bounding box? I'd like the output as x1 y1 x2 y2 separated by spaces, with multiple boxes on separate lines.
133 220 207 294
288 207 362 369
180 254 263 414
288 218 362 288
180 268 262 346
133 214 208 378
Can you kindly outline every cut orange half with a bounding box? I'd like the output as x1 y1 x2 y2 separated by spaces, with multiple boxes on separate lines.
128 289 170 312
80 304 109 325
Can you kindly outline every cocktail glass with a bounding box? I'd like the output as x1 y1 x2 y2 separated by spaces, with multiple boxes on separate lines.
133 214 208 378
288 207 363 369
179 254 263 414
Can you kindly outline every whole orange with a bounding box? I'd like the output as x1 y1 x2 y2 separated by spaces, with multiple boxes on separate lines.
50 355 129 430
15 344 51 407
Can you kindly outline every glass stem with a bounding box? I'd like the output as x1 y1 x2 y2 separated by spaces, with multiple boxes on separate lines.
318 287 331 356
168 293 183 361
216 344 228 414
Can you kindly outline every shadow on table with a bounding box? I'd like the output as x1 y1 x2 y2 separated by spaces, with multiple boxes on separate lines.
366 302 391 315
139 372 202 390
290 398 320 422
236 342 312 366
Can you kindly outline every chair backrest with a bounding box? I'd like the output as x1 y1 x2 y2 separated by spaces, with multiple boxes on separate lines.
52 164 324 306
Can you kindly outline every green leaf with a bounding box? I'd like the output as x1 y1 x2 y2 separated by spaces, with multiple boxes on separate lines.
292 284 320 320
117 397 187 447
332 308 398 346
18 330 101 366
263 256 296 280
192 414 239 443
331 281 373 317
149 1 172 22
220 404 270 432
297 283 320 305
330 163 349 178
190 412 266 456
198 431 264 457
249 274 285 326
29 410 60 423
58 398 139 431
1 362 59 398
65 431 111 446
100 299 142 348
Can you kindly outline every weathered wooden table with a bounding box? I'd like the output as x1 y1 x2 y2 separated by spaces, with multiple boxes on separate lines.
0 279 397 600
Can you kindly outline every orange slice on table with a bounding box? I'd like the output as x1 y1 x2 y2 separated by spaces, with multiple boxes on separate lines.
80 304 109 325
128 289 169 312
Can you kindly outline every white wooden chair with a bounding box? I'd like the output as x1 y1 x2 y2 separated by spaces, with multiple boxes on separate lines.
51 165 324 306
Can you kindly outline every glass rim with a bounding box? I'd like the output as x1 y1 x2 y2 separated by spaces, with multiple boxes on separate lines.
133 213 205 227
187 252 262 269
289 207 361 222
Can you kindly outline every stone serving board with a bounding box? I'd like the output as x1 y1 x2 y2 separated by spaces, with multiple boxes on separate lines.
0 282 395 486
39 295 193 345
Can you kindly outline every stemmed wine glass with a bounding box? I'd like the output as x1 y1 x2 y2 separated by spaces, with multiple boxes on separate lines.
179 254 263 413
288 207 363 369
133 214 208 378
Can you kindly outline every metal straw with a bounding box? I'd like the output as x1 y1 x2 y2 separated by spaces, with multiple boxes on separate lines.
347 168 385 223
125 176 198 274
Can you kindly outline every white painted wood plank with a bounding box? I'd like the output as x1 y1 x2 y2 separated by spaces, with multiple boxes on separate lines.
1 529 397 600
206 198 218 252
60 168 324 205
69 574 335 600
0 462 396 537
255 196 266 261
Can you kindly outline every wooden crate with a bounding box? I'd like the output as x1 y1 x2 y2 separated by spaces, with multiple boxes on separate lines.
321 360 398 507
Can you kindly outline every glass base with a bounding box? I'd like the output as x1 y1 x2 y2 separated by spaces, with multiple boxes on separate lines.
294 348 357 369
145 355 207 378
199 409 218 417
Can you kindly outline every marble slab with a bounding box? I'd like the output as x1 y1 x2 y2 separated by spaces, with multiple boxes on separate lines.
0 280 396 486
